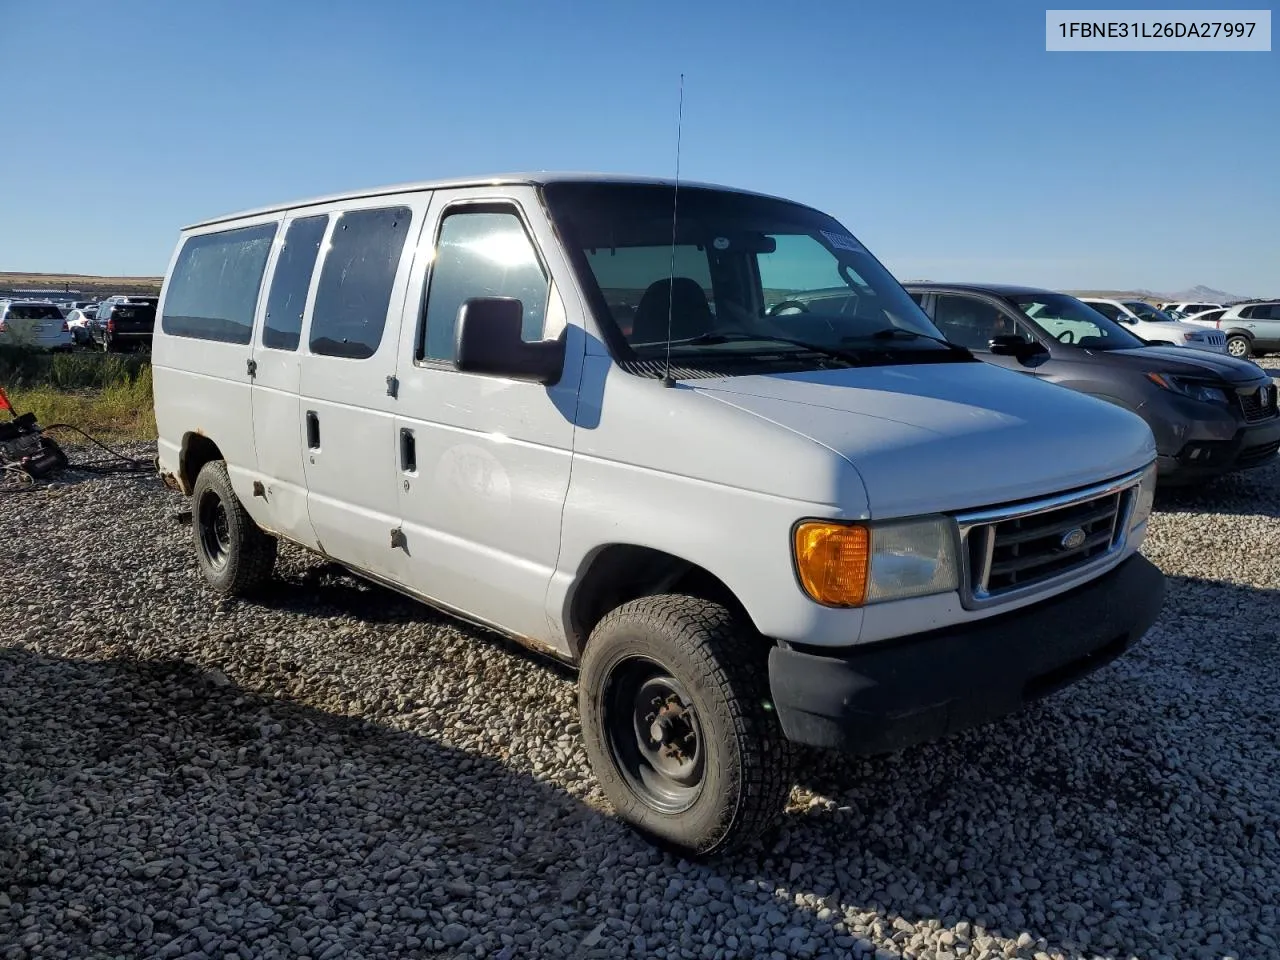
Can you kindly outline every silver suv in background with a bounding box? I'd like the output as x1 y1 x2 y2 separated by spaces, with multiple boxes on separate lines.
1198 300 1280 359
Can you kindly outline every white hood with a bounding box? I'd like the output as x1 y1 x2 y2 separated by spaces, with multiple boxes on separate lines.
692 362 1156 518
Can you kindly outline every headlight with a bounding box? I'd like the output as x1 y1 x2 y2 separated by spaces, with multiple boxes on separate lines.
1146 372 1228 405
1129 461 1157 532
793 516 959 608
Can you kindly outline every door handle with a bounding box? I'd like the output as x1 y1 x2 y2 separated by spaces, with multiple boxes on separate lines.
400 428 416 473
306 411 320 449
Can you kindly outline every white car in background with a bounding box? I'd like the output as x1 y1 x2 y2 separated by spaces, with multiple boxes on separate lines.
1160 301 1223 318
0 300 75 351
64 308 98 345
1078 298 1227 354
1179 306 1228 327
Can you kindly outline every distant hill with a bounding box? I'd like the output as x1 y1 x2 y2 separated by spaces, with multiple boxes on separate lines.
1169 284 1246 304
0 271 162 298
1065 284 1252 305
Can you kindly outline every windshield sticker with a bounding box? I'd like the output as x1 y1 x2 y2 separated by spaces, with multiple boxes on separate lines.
821 230 866 254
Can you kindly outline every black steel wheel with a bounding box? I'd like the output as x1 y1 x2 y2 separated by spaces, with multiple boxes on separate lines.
578 594 795 858
605 661 706 814
190 460 277 596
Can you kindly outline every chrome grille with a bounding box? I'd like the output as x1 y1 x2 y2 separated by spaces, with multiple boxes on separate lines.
955 471 1143 610
1237 384 1277 424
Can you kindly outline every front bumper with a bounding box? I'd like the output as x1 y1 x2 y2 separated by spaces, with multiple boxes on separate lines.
1158 416 1280 482
767 554 1165 754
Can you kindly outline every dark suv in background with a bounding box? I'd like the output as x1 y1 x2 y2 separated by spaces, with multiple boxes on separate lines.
903 283 1280 485
93 296 158 352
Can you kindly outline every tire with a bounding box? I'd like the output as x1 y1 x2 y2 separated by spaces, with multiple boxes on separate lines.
191 460 277 597
578 594 795 858
1226 335 1251 359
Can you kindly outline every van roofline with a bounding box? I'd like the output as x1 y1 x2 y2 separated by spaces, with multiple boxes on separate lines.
182 172 795 231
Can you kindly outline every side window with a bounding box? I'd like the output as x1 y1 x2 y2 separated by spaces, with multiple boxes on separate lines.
1088 301 1122 321
419 208 549 362
932 295 1027 351
309 206 412 360
907 291 925 307
1254 304 1279 320
161 223 278 343
262 214 328 351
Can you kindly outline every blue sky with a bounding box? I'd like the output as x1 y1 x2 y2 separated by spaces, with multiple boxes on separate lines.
1 0 1276 294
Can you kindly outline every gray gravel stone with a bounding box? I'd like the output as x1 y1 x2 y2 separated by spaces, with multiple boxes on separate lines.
2 413 1280 958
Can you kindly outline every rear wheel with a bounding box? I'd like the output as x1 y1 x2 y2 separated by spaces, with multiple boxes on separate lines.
1226 334 1251 359
578 594 795 858
191 460 277 596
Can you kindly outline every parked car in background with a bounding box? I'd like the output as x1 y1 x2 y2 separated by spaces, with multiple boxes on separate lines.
0 299 75 351
1078 297 1227 353
1180 307 1228 328
904 283 1280 485
64 308 97 345
93 296 158 352
1160 301 1223 317
1199 300 1280 359
151 172 1168 856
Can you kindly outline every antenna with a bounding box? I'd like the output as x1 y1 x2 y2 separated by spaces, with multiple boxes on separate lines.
660 73 685 388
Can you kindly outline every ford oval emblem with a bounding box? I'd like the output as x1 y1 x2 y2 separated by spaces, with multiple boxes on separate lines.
1060 528 1087 550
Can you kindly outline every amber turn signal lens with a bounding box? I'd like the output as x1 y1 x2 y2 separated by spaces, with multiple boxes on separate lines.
793 522 870 607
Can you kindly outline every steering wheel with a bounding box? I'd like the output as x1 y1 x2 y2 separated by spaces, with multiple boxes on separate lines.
768 300 811 317
1055 329 1076 344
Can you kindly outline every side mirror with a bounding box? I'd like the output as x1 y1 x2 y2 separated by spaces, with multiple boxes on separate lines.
988 334 1045 359
454 297 565 385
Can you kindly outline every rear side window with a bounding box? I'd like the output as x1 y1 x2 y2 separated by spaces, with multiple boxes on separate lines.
309 206 412 360
1087 301 1122 320
162 223 278 343
419 208 549 362
263 215 328 351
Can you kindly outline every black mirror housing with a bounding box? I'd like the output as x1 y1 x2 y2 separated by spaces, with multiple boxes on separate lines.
453 297 565 385
988 334 1045 358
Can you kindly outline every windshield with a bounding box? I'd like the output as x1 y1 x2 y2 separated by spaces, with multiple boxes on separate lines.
6 303 64 320
543 182 958 368
1123 300 1177 322
1011 294 1147 351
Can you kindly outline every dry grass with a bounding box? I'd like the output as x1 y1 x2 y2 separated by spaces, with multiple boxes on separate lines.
0 271 162 297
7 366 156 442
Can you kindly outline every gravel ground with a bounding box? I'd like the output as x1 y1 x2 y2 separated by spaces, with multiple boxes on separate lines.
3 375 1279 960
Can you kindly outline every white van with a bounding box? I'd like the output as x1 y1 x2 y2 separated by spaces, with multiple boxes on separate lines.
153 174 1166 856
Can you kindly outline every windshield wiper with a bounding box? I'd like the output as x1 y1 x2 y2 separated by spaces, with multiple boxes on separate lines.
856 328 974 356
670 332 866 365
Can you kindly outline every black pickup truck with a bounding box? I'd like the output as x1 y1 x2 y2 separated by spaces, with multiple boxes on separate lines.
93 297 158 352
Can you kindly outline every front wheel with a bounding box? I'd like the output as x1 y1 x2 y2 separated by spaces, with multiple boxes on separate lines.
578 594 795 858
1226 335 1251 359
191 460 277 596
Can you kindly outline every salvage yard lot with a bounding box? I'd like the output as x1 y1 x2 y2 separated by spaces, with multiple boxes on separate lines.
3 370 1279 960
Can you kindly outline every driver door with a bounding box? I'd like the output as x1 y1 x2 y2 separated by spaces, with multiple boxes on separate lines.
928 293 1044 375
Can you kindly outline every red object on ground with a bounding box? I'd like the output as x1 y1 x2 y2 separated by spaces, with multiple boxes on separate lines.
0 386 13 416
